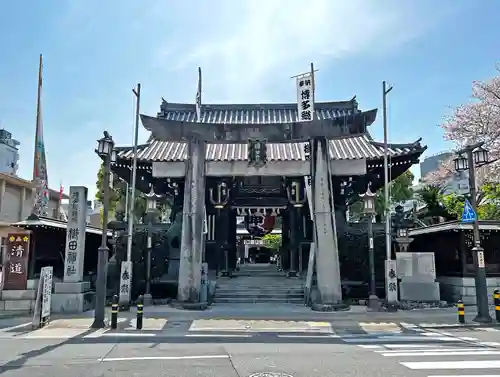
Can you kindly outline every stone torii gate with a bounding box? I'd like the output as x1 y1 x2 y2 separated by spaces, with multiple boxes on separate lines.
142 116 346 310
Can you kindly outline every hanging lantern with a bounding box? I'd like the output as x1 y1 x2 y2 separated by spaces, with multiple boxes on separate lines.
453 154 468 172
209 181 230 209
96 131 115 157
359 183 376 215
473 145 489 165
287 179 306 207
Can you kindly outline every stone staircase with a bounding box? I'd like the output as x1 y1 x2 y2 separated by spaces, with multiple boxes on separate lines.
214 264 305 304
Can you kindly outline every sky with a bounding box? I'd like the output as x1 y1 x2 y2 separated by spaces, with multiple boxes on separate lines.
0 0 499 200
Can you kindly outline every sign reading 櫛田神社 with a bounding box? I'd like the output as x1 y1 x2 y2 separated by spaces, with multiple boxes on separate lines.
296 73 314 122
4 233 30 290
63 186 87 282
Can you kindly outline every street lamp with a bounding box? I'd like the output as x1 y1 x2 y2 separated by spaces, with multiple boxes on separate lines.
209 180 231 276
144 184 163 306
359 183 380 310
287 179 306 277
454 142 492 323
92 131 116 329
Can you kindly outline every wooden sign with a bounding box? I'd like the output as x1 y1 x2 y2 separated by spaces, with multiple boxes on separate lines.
4 233 30 290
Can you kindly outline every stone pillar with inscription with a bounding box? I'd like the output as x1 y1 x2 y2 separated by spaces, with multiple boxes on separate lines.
177 139 206 305
52 186 94 313
0 233 37 312
310 138 345 310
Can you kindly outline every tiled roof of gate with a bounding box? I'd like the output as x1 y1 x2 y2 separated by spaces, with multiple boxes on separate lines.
115 134 425 162
157 101 362 124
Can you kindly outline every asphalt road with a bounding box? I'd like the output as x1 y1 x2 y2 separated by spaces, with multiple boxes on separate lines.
0 327 499 376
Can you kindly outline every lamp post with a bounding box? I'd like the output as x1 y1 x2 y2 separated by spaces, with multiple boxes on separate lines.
144 184 163 306
359 183 380 310
209 180 230 276
287 179 306 277
92 131 116 328
454 142 492 323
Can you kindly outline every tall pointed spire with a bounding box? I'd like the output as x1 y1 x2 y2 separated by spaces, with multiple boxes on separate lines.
31 54 49 217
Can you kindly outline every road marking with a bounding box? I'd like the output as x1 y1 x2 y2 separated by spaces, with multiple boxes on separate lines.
185 334 252 338
357 345 382 349
458 336 478 341
277 334 340 338
384 350 500 357
480 341 500 346
401 360 500 370
478 327 500 332
377 347 491 353
100 355 230 362
102 332 157 337
383 344 450 349
429 375 500 377
0 322 32 332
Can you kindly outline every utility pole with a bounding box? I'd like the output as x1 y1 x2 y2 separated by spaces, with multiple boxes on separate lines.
120 83 140 308
382 81 397 308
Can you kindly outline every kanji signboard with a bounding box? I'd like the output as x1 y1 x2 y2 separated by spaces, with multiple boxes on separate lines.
4 233 30 290
296 73 314 122
63 186 87 282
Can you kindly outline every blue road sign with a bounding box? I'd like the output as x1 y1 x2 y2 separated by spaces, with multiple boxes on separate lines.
462 199 477 223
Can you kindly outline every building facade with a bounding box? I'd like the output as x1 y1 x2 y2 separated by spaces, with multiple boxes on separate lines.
0 129 20 176
420 151 469 195
103 97 426 305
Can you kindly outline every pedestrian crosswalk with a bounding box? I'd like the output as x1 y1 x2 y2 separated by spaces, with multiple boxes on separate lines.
0 319 497 342
355 334 500 376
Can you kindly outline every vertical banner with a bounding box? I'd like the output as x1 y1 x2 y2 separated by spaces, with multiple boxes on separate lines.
385 259 398 302
41 266 53 319
296 73 314 122
63 186 88 282
4 233 30 290
119 261 132 305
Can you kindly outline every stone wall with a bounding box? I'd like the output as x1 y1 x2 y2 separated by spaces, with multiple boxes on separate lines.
437 276 500 305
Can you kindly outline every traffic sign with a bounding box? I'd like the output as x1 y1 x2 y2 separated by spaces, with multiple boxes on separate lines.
462 199 476 223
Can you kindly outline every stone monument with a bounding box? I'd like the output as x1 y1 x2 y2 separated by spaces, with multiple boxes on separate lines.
52 186 94 312
397 252 440 302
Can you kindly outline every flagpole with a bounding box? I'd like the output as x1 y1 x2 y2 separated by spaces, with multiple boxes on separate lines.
32 54 43 182
126 83 141 263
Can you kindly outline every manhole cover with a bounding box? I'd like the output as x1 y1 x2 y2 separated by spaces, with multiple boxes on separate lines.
249 373 294 377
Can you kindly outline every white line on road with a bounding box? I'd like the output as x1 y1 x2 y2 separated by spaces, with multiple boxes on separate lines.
277 334 340 338
100 355 230 362
384 350 500 357
382 344 451 349
102 333 157 337
0 322 32 332
185 334 252 338
478 327 500 332
402 360 500 370
357 345 383 349
377 347 491 353
429 375 500 377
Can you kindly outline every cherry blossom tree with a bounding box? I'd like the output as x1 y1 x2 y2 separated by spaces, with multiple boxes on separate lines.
424 65 500 188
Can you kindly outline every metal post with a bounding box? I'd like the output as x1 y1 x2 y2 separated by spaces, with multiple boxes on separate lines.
111 295 118 330
92 152 111 329
136 295 143 330
367 215 376 296
494 289 500 323
126 83 141 262
467 149 492 323
457 300 465 324
289 206 297 277
382 81 392 262
145 223 152 298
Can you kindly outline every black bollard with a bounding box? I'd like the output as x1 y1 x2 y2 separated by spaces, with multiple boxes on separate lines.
136 295 144 330
457 300 465 324
111 295 119 330
494 289 500 323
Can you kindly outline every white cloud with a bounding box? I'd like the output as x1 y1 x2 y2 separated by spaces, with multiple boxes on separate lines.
162 0 443 102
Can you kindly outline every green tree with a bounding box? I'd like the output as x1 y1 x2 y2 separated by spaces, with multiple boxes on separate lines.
441 183 500 220
350 170 415 219
95 163 147 222
262 234 282 250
